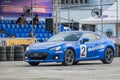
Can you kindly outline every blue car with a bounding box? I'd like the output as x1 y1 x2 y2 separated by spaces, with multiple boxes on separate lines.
25 31 116 66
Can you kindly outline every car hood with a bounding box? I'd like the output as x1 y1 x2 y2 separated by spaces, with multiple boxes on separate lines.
29 41 74 50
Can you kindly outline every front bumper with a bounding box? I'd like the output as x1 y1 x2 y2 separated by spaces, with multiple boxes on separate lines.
25 50 64 63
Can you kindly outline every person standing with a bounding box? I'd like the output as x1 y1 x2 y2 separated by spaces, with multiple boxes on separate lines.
30 14 40 25
28 30 34 38
16 14 27 25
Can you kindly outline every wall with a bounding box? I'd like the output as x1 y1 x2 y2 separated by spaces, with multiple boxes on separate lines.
96 24 116 37
60 0 115 23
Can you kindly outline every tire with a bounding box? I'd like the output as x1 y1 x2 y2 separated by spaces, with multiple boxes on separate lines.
14 46 24 61
14 53 24 58
102 48 114 64
28 62 39 66
7 58 14 61
15 46 24 50
6 54 14 61
62 49 75 66
6 46 14 61
14 58 24 61
6 46 14 50
21 45 29 51
0 46 6 50
0 46 6 61
14 52 24 61
0 50 6 53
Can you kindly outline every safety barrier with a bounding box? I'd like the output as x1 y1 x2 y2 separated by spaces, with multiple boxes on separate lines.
6 46 14 61
0 46 6 61
0 38 35 46
0 38 35 61
0 45 26 61
14 46 24 61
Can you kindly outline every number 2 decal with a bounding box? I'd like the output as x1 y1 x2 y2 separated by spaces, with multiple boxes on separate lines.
80 45 87 58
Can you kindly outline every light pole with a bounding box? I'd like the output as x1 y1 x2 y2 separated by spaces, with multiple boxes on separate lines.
115 0 119 56
100 0 103 35
68 0 70 28
31 0 33 26
52 0 60 34
116 0 118 22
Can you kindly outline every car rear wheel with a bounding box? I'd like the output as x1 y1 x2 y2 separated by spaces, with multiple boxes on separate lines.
102 48 114 64
62 49 75 66
28 62 40 66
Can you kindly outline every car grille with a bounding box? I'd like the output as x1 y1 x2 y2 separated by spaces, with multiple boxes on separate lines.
28 52 48 60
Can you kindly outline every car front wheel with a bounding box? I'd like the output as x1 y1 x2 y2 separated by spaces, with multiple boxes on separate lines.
62 49 75 66
102 48 114 64
28 62 40 66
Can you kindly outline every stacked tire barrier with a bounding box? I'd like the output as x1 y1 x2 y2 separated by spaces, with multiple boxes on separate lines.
117 45 120 57
21 44 29 52
0 45 25 61
115 44 120 57
6 46 14 61
0 46 6 61
14 46 24 61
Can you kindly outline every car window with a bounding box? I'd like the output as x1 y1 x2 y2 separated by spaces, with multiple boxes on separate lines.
81 33 101 42
64 33 81 41
47 32 82 42
95 34 101 40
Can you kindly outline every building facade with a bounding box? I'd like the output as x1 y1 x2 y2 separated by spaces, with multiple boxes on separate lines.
58 0 119 37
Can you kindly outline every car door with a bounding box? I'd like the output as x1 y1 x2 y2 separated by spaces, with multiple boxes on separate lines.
80 33 99 58
93 34 105 56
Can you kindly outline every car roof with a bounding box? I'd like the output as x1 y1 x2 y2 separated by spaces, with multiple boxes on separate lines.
59 30 97 34
59 30 102 37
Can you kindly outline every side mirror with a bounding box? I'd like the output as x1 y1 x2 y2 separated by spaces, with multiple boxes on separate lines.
80 38 89 43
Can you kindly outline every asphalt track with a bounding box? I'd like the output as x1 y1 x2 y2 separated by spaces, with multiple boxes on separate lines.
0 57 120 80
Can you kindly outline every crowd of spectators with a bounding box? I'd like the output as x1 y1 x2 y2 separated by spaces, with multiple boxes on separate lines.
0 14 54 40
16 14 40 25
0 14 41 38
15 14 40 38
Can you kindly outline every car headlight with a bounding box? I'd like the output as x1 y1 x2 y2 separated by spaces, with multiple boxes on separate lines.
26 47 30 51
49 46 61 51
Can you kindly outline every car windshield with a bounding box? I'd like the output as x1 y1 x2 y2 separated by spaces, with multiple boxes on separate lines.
47 32 82 42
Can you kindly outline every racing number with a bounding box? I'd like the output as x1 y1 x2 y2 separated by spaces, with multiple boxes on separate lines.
80 45 87 58
81 47 85 56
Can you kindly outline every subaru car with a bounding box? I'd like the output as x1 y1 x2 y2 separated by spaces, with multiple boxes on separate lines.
25 31 116 66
